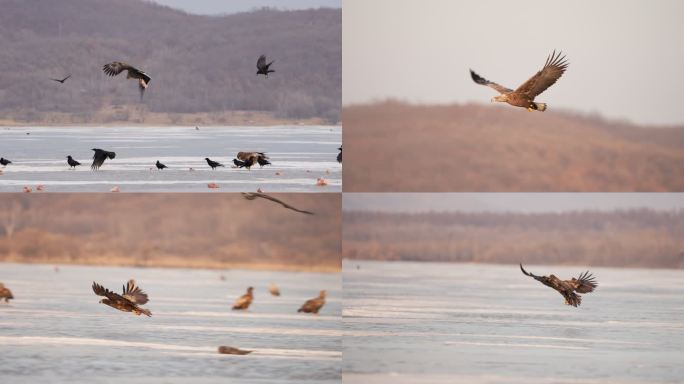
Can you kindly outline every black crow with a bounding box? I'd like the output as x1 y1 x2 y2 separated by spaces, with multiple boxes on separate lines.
67 155 81 169
155 160 167 170
256 55 275 77
233 157 255 169
241 192 314 215
51 74 72 84
91 148 116 170
0 158 11 166
205 158 224 170
257 157 271 168
102 62 151 101
337 146 342 163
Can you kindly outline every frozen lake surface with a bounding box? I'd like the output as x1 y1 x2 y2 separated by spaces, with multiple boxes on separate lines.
343 260 684 384
0 126 341 192
0 263 341 383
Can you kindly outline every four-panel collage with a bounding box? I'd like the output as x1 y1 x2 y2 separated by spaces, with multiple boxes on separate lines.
1 0 682 383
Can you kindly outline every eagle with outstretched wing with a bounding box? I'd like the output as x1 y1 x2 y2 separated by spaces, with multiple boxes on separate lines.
92 279 152 316
242 192 314 215
91 148 116 170
520 264 597 307
470 50 568 112
102 62 151 100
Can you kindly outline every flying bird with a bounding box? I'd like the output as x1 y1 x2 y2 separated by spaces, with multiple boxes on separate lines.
51 74 72 84
470 50 568 112
298 290 326 314
92 280 152 316
337 146 342 163
269 283 280 297
242 192 314 215
155 160 167 170
205 158 224 170
218 346 252 355
232 287 254 310
0 283 14 303
67 155 81 169
256 55 275 77
0 158 12 166
257 157 271 168
102 62 151 100
520 264 597 307
91 148 115 170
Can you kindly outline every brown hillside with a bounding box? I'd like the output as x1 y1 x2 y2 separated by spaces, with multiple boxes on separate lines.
0 0 341 124
343 102 684 191
0 194 341 272
343 210 684 269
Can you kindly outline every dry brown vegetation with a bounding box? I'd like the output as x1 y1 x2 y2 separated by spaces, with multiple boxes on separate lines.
0 0 341 124
343 209 684 268
0 194 341 272
343 102 684 191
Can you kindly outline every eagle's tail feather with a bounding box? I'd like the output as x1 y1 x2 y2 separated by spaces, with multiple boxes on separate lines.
138 308 152 317
534 102 547 111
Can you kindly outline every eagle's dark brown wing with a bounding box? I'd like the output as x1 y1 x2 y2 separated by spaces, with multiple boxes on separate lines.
514 50 569 98
103 62 133 77
470 69 513 94
122 279 149 305
241 192 314 215
92 281 128 303
570 271 597 294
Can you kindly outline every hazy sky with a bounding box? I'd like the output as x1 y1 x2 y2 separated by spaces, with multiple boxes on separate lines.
150 0 339 15
344 0 684 126
343 194 684 213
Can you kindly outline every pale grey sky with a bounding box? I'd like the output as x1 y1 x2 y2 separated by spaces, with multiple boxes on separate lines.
343 0 684 126
150 0 340 15
343 193 684 213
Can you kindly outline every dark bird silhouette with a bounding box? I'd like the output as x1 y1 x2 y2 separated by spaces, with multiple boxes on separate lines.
471 50 568 112
337 146 342 163
92 280 152 316
205 158 224 170
67 155 81 169
91 148 116 170
0 158 12 166
218 346 252 355
520 264 597 307
51 74 72 84
242 192 314 215
155 160 167 170
233 157 254 169
236 152 270 169
102 62 151 100
256 55 275 77
232 287 254 310
0 283 14 303
269 283 280 297
298 290 326 314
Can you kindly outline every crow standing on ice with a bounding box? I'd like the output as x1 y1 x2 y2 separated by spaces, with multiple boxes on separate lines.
205 158 224 170
155 160 167 170
67 155 81 169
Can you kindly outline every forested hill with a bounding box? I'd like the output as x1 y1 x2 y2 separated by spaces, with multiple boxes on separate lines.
0 0 341 124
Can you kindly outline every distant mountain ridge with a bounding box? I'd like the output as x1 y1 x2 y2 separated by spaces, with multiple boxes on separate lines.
0 0 341 123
